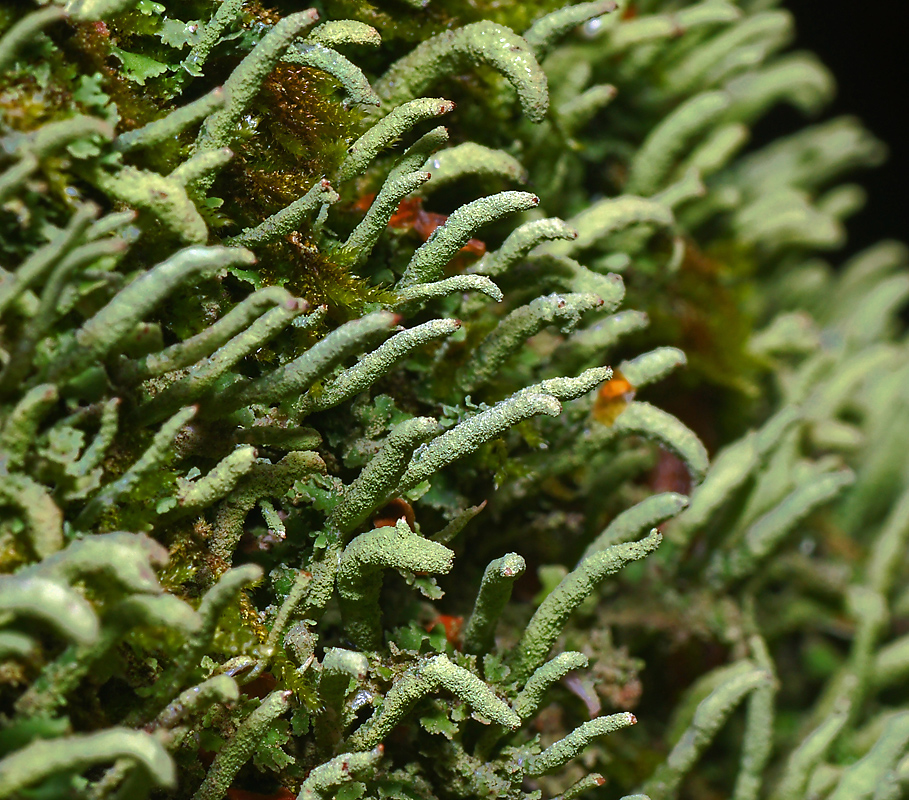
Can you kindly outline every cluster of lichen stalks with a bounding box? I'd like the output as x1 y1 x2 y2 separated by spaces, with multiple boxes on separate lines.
1 0 908 798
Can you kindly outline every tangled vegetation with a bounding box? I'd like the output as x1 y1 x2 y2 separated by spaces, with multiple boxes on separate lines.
1 0 907 798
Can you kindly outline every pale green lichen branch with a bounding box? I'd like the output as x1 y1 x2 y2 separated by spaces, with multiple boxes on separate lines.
374 21 549 123
75 406 197 529
558 84 618 132
14 594 201 720
0 632 35 660
153 675 240 731
680 124 748 179
168 147 233 187
283 43 379 106
667 184 709 235
556 774 608 800
195 9 320 161
297 747 384 800
387 126 450 183
0 235 129 393
866 484 909 597
92 166 208 244
543 196 674 257
642 667 772 800
307 20 381 48
297 319 460 416
73 398 120 477
627 91 731 196
456 292 603 394
511 531 662 681
724 53 833 124
393 275 503 312
0 117 113 204
523 1 617 59
513 651 589 720
26 531 167 594
463 552 526 655
770 701 850 800
229 179 339 246
707 469 856 586
191 690 293 800
115 88 227 151
469 218 578 277
602 1 740 55
400 191 539 288
137 565 263 723
578 492 688 564
525 712 636 776
0 384 58 467
0 575 98 645
667 11 792 98
348 653 520 751
826 712 909 800
328 417 439 537
612 401 710 485
144 297 308 421
141 287 300 377
549 310 648 372
255 570 313 677
337 98 454 184
13 611 122 719
673 432 759 544
732 634 778 800
50 246 256 383
345 170 431 261
0 202 97 318
210 451 326 560
218 311 396 412
177 446 258 510
0 7 65 74
420 142 527 193
0 729 174 797
337 520 454 649
397 392 563 494
181 0 244 78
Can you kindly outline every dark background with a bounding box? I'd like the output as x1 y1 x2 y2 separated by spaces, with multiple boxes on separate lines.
751 2 906 257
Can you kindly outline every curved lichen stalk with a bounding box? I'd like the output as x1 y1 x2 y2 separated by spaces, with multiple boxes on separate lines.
337 519 454 649
0 729 175 798
373 22 550 122
511 531 663 682
347 653 520 751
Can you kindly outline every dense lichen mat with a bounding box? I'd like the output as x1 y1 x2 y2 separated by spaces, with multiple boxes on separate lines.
1 1 907 798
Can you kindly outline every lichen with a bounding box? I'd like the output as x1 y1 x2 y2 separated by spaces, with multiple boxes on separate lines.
1 2 907 799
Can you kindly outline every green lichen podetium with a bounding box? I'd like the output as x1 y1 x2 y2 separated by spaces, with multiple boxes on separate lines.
0 1 907 799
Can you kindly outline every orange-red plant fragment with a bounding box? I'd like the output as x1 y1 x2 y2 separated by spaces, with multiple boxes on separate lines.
592 369 636 425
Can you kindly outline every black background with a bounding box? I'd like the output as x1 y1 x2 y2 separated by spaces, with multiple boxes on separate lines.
751 1 906 257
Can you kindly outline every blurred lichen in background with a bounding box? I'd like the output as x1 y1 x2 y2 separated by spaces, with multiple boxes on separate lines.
1 0 907 798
